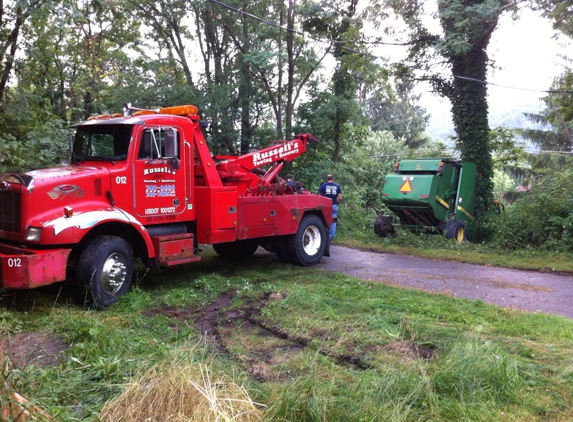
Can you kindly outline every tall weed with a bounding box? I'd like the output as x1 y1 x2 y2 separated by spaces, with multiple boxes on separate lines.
492 168 573 251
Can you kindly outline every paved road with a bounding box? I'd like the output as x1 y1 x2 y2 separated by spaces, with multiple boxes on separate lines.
316 245 573 319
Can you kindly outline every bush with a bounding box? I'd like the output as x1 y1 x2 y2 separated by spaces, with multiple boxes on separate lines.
492 168 573 251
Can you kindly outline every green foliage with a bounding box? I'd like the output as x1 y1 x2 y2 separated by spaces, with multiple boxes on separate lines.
20 0 141 121
362 75 431 149
492 169 517 196
492 167 573 251
489 126 528 167
0 92 69 172
520 70 573 152
334 129 405 233
535 0 573 37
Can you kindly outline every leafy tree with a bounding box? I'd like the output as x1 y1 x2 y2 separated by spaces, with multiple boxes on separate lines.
521 71 573 152
300 0 382 162
535 0 573 36
362 77 430 149
192 0 263 154
0 0 50 103
0 91 68 172
17 0 140 122
296 81 364 168
129 0 196 89
489 126 527 167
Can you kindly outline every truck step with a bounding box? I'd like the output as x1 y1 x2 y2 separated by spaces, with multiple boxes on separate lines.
151 233 200 266
159 255 202 267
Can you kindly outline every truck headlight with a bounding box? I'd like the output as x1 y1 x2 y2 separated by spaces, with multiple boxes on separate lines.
25 227 42 242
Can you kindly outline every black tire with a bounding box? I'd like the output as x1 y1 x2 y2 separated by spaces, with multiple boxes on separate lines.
274 236 293 264
76 236 133 310
286 214 327 266
444 220 467 243
213 240 259 258
374 215 395 238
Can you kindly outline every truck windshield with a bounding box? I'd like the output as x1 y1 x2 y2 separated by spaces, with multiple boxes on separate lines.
72 124 133 163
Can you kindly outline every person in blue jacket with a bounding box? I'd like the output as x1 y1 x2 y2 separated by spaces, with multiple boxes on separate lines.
318 174 342 241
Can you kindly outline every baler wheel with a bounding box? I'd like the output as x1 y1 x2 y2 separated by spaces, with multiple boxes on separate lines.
374 215 395 238
76 236 133 310
445 220 467 243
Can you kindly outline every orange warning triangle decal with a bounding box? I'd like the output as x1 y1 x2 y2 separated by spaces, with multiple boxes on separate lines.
399 180 413 193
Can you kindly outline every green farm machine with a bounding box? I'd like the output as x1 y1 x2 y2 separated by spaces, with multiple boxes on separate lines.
374 158 477 242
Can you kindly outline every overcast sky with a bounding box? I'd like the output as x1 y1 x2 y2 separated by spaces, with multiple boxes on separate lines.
419 8 572 135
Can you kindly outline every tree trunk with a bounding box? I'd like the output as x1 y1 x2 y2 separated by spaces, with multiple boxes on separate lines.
449 48 493 214
239 8 252 154
276 4 284 140
285 0 295 140
0 7 23 103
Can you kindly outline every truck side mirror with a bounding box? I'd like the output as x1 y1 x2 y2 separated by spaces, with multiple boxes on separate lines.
68 132 75 163
168 156 180 171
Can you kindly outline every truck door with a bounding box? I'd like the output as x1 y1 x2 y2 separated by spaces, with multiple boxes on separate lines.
133 127 187 222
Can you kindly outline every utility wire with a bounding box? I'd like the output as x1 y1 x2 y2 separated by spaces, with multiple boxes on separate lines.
207 0 407 46
433 72 573 94
207 0 573 95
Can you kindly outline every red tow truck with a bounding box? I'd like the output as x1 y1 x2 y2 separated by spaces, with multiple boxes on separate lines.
0 104 332 308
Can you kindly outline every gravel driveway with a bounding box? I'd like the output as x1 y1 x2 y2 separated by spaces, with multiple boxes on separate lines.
317 245 573 319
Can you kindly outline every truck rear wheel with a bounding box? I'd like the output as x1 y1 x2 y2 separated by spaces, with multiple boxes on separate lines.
445 220 467 243
213 240 259 258
286 215 327 266
76 236 133 310
273 236 293 263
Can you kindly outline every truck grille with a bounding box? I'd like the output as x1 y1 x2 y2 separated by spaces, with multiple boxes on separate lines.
0 190 21 233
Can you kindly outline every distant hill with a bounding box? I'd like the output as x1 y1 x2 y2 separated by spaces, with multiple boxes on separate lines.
424 99 545 143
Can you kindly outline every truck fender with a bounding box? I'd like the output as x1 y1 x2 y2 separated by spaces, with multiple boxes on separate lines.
48 208 156 259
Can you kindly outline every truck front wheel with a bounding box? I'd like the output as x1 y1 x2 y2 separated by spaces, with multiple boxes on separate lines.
287 215 327 266
76 236 133 309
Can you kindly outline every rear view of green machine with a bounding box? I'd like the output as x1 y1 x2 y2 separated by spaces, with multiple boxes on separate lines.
374 158 476 242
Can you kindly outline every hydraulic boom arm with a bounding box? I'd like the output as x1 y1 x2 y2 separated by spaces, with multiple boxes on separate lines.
214 133 317 194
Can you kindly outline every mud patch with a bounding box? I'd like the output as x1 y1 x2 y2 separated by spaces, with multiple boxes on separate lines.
0 332 70 368
146 290 435 382
143 305 198 322
385 341 436 361
450 277 553 292
195 291 376 378
195 290 239 343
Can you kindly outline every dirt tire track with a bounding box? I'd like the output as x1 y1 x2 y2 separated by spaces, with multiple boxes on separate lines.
190 291 433 375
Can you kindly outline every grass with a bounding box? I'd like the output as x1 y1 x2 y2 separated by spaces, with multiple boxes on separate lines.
99 341 264 422
338 226 573 273
0 243 572 421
